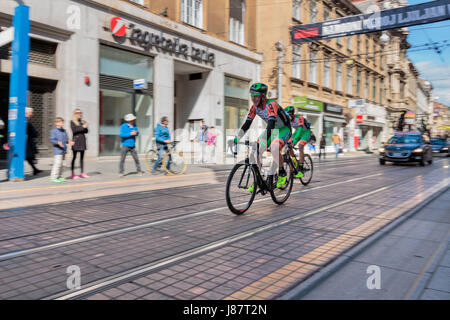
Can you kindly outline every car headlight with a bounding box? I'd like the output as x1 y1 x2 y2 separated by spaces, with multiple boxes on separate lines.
378 147 385 152
413 148 423 153
442 147 448 151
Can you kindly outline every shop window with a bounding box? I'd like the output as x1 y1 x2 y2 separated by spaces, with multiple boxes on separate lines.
181 0 203 29
229 0 245 45
0 38 57 67
292 45 301 79
292 0 302 21
365 73 369 99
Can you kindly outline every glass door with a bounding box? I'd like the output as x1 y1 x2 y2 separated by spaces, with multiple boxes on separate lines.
99 89 133 156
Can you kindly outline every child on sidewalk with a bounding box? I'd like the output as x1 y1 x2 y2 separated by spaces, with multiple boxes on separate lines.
50 117 73 183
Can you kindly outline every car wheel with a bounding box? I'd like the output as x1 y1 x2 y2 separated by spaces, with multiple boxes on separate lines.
379 159 385 165
428 158 433 164
420 158 425 166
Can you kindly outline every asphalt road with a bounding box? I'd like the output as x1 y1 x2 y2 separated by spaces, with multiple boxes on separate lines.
0 155 448 300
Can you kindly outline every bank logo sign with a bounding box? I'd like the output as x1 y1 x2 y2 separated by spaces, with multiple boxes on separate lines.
108 16 215 65
291 0 450 44
110 17 126 37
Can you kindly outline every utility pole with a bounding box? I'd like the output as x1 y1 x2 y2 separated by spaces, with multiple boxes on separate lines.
275 41 284 105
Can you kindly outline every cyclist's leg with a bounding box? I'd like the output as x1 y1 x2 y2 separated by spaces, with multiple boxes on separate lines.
297 129 311 165
270 127 290 187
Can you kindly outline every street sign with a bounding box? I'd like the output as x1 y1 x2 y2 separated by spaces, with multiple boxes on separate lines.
133 79 147 90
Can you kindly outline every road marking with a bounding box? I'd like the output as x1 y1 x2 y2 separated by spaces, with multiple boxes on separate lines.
0 173 383 261
46 174 430 300
225 178 450 300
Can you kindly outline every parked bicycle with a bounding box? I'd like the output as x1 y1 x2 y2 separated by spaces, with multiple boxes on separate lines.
225 140 294 215
145 141 187 175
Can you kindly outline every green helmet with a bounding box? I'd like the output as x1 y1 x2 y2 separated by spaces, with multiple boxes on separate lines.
285 106 295 115
249 83 268 96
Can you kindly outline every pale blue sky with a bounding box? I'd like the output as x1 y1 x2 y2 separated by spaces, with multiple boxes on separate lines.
406 0 450 105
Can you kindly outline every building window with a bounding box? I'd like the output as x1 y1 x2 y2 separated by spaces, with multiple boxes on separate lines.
336 13 342 46
309 51 317 84
366 38 369 60
181 0 203 29
373 79 377 101
309 0 317 23
347 36 352 52
293 0 302 21
323 57 331 88
336 63 342 91
365 73 369 99
128 0 145 5
324 5 330 21
292 45 301 79
356 71 361 97
229 0 245 45
346 67 352 95
380 78 383 103
357 35 360 55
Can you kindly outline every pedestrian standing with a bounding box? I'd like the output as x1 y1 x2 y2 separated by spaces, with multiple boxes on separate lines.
332 132 341 158
319 134 326 160
206 126 217 163
152 116 172 174
119 114 144 177
25 107 42 175
50 117 72 183
70 108 89 179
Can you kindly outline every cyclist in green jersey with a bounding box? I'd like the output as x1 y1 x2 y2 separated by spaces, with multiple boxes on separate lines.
284 106 312 178
234 83 292 190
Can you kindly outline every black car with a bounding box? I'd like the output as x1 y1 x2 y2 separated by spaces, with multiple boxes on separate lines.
430 137 449 156
379 132 433 166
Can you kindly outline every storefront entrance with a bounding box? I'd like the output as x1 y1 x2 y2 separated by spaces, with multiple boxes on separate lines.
99 45 154 156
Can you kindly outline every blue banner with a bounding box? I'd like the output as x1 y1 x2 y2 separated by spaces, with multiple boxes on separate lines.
291 0 450 44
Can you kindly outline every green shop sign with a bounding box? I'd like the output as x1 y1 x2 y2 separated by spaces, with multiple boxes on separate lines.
293 96 323 112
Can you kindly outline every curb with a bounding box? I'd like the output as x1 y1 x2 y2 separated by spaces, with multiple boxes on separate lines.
278 182 450 300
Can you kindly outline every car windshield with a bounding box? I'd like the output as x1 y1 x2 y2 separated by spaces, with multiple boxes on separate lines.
388 136 420 144
430 139 445 144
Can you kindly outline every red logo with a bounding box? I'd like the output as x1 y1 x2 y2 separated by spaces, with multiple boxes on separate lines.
294 28 319 40
356 115 364 123
110 17 127 37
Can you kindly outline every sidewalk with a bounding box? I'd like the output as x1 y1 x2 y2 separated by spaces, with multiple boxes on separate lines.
0 151 374 189
283 187 450 300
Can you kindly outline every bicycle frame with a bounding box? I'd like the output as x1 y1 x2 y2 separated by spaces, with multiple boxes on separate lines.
237 140 273 195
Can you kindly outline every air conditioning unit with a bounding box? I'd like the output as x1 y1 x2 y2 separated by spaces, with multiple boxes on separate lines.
267 90 278 99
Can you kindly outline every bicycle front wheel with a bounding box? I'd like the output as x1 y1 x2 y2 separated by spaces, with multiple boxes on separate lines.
270 157 294 205
300 154 313 186
226 163 257 215
163 151 187 175
145 149 159 173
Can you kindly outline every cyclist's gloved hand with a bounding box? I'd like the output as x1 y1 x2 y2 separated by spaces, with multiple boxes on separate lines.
288 138 293 144
233 137 238 145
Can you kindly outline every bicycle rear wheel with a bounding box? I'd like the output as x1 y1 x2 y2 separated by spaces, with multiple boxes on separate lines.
270 157 293 205
145 149 159 173
300 154 313 186
226 163 257 215
163 151 187 175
